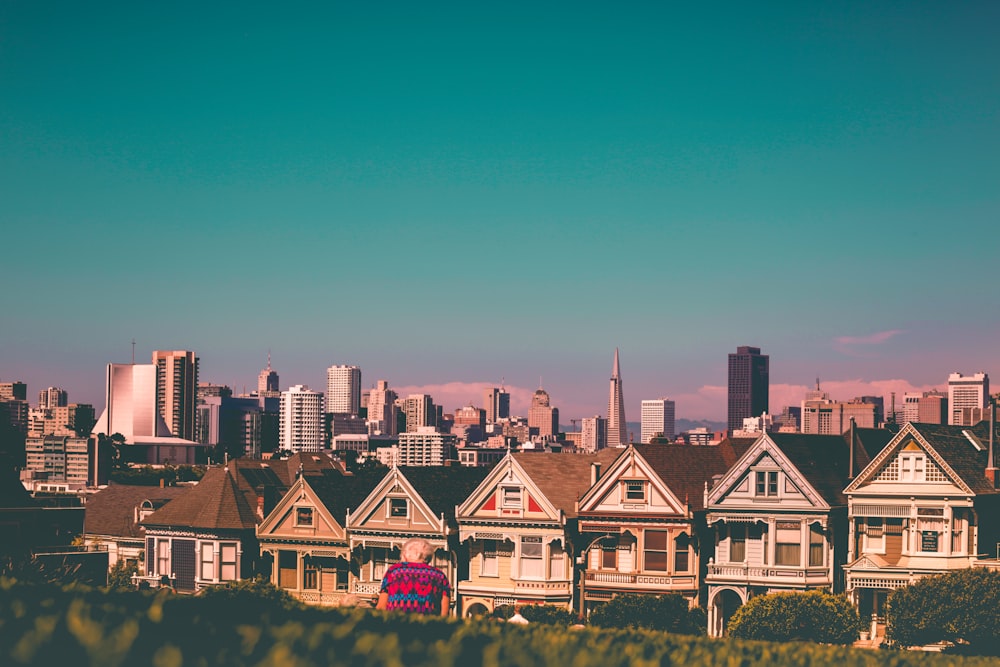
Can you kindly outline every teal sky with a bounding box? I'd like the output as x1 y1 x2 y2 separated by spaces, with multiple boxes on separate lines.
2 2 998 420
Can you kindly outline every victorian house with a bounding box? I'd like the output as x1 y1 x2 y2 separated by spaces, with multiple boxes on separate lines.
576 442 748 616
704 430 887 637
455 449 619 617
844 421 1000 642
345 465 490 608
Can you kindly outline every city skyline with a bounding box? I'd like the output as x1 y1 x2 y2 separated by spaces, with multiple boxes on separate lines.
2 3 998 421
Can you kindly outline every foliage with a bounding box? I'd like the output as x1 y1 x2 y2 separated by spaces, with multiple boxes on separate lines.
195 575 302 611
106 560 138 590
3 579 997 667
887 568 1000 654
589 593 705 635
492 604 577 625
727 590 860 645
109 465 205 487
0 416 26 470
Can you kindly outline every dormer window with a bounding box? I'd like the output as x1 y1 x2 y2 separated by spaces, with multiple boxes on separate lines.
900 453 926 482
502 486 522 508
389 498 408 518
295 507 314 526
624 480 645 501
755 471 778 497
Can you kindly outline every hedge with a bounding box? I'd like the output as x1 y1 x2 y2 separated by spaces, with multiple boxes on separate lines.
2 578 998 667
727 590 861 644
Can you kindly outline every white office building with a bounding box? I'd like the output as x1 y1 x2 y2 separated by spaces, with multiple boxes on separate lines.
948 372 989 425
640 398 676 444
279 385 324 453
580 416 607 453
398 426 456 466
325 365 361 415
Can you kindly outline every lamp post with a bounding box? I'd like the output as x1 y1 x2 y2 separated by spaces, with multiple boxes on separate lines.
576 533 615 620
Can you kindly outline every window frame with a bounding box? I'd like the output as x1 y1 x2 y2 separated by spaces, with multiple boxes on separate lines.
199 541 216 581
388 497 409 518
729 524 746 563
519 536 544 579
643 530 668 572
501 486 522 509
295 506 314 527
220 542 238 581
624 480 646 502
481 539 499 577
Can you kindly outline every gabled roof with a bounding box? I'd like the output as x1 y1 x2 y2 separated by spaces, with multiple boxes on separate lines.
633 440 751 511
307 468 386 524
511 449 621 517
765 432 866 506
142 466 258 532
84 484 190 538
399 466 492 519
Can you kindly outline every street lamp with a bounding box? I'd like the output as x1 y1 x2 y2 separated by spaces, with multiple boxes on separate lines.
576 533 615 620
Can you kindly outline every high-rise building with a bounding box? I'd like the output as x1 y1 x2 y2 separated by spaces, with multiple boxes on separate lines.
948 372 989 426
152 350 199 441
484 386 511 423
580 416 607 453
903 391 948 425
326 365 361 415
640 398 676 444
398 426 457 466
402 394 436 431
0 381 27 401
367 380 398 436
257 352 279 397
279 385 324 453
92 363 162 440
528 388 559 438
800 393 878 434
727 346 769 433
38 387 68 409
607 348 627 448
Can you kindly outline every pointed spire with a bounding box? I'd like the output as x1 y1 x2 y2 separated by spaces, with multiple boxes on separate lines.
613 347 621 379
267 349 272 371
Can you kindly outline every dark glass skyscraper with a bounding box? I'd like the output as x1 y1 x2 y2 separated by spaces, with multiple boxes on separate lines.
727 346 769 433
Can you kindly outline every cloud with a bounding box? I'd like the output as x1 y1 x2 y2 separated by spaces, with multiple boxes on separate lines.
834 329 904 346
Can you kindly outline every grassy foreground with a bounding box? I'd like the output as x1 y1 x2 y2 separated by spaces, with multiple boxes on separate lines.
2 579 998 667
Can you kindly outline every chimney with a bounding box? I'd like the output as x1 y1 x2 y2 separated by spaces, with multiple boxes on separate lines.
848 417 856 480
987 397 997 488
591 462 601 486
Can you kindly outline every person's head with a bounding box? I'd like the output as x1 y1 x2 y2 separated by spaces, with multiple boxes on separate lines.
400 537 435 564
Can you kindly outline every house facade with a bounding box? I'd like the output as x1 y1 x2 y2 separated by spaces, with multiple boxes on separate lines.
844 421 1000 641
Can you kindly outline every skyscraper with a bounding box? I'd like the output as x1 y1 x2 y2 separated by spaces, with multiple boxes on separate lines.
38 387 68 409
367 380 398 436
92 363 161 440
279 385 324 452
727 346 769 434
580 415 607 453
484 385 510 423
948 372 989 425
607 349 627 448
402 394 436 431
528 388 559 438
640 398 676 444
152 350 199 440
326 365 361 415
257 352 279 397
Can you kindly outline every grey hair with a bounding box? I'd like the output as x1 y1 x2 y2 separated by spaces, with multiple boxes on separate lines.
401 537 435 564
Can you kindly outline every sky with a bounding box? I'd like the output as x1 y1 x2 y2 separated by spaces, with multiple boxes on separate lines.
1 2 998 422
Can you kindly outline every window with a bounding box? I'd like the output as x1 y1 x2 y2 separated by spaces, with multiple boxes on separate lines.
952 509 966 554
674 533 691 572
901 454 926 482
729 525 746 562
775 521 801 566
864 518 884 552
755 471 778 497
389 498 408 518
220 543 238 581
644 531 668 571
295 507 314 526
372 547 390 580
278 550 297 589
520 536 544 578
200 542 215 581
625 480 645 501
303 560 318 589
481 540 499 577
808 524 824 566
917 508 944 553
502 487 522 508
157 539 170 577
601 539 617 569
549 542 565 579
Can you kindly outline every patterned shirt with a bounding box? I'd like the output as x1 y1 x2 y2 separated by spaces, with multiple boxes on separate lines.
379 561 451 614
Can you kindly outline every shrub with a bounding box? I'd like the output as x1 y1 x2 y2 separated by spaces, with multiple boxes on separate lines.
727 590 860 644
196 576 302 610
589 593 705 635
106 560 138 590
519 604 577 625
887 568 1000 655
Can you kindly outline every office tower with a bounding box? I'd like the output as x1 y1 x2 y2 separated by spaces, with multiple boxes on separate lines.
484 386 511 423
326 365 361 415
640 398 676 444
398 426 457 466
93 363 161 440
727 346 769 433
528 388 559 438
902 391 948 425
38 387 68 409
24 435 95 486
800 395 878 434
607 348 627 448
580 416 607 453
257 352 279 397
454 405 486 430
402 394 436 431
948 372 989 425
152 350 199 440
279 385 324 453
367 380 398 436
0 381 27 401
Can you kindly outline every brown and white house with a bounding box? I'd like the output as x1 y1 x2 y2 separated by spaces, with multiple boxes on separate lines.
575 442 749 616
844 421 1000 641
345 465 490 608
455 449 619 617
704 430 887 636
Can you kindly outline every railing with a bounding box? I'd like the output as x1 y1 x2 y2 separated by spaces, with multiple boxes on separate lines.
584 571 696 588
706 563 830 584
351 581 381 596
296 590 351 606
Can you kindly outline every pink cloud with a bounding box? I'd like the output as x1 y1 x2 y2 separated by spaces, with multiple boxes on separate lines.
834 329 904 346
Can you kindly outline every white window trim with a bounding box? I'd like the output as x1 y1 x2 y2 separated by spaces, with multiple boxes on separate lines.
294 505 315 527
387 497 409 519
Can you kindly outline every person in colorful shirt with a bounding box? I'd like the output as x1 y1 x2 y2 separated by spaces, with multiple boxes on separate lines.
376 537 451 616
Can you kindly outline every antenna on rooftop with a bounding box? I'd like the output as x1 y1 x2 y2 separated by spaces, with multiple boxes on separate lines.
131 339 136 365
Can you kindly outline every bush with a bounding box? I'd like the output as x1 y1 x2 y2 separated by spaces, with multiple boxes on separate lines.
589 593 705 635
195 575 301 610
727 590 860 644
887 568 1000 655
106 560 138 590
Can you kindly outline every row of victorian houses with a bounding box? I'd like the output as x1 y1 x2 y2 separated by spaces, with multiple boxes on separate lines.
81 420 1000 638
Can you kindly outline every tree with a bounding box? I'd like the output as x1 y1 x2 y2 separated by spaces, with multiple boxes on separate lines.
727 590 860 645
107 559 139 590
589 594 705 635
887 568 1000 655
